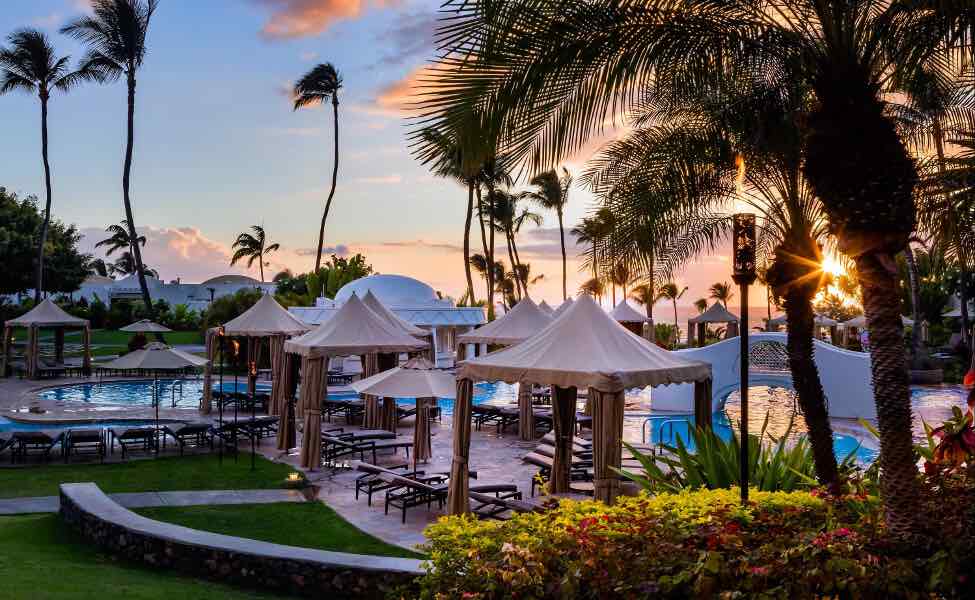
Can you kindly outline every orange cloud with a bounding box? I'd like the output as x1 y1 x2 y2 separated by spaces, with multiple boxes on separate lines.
255 0 399 39
373 64 440 116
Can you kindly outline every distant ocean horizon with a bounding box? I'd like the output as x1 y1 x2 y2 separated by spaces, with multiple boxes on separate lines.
643 304 773 342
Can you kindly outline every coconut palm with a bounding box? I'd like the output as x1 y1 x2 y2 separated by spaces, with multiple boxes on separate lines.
230 225 280 283
95 220 145 256
524 167 572 300
629 283 654 319
493 190 542 297
109 250 157 278
62 0 159 317
694 298 708 314
414 0 972 538
709 282 734 308
655 283 687 341
0 29 86 302
578 277 604 300
293 62 343 274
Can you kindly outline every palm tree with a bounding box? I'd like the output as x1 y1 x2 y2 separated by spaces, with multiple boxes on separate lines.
62 0 159 318
578 277 604 300
629 283 654 319
524 167 572 300
413 0 971 537
293 62 343 274
230 226 280 283
109 250 157 278
655 283 687 342
709 282 734 308
694 298 708 314
0 29 85 302
95 220 145 256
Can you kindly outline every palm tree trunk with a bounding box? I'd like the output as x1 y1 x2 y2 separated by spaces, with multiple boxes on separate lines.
557 208 567 301
34 94 52 303
611 283 616 306
505 230 520 300
476 187 491 309
903 245 922 368
855 250 924 540
782 286 840 493
511 229 526 297
486 188 496 319
463 182 475 303
672 299 678 345
123 70 154 318
314 93 341 274
258 245 265 283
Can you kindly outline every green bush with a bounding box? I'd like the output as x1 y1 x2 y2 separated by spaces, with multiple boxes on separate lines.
419 474 975 599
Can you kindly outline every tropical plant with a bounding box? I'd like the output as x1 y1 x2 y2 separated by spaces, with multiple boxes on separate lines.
628 283 654 319
655 283 687 343
693 298 708 314
293 62 343 274
709 281 734 308
62 0 159 318
107 250 157 278
95 220 145 257
524 167 571 300
0 29 86 302
230 225 279 283
578 277 604 302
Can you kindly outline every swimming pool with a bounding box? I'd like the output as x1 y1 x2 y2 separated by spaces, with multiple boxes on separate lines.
0 417 166 433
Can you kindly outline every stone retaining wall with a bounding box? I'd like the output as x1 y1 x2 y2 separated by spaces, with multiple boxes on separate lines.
59 483 423 599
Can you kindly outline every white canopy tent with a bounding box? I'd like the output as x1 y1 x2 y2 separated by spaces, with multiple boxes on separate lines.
120 319 172 333
2 298 91 379
553 297 574 317
448 294 712 512
538 300 556 317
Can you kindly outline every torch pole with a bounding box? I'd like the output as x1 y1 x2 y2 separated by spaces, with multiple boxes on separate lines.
738 284 749 504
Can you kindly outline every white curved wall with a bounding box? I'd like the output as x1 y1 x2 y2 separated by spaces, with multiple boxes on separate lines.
652 332 876 420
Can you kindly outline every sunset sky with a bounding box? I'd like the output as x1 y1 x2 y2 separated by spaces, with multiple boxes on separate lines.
1 0 764 311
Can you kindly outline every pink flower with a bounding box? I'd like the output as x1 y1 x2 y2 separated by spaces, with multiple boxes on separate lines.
833 528 852 537
749 567 770 576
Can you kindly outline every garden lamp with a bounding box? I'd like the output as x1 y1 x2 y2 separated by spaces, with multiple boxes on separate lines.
732 213 757 504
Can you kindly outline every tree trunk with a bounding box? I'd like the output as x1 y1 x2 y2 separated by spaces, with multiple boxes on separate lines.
123 70 154 318
672 299 679 345
511 229 526 297
903 246 922 368
258 243 265 283
486 187 496 319
463 182 475 303
314 93 341 274
34 94 52 303
557 208 567 301
856 250 924 540
505 230 520 300
782 286 840 493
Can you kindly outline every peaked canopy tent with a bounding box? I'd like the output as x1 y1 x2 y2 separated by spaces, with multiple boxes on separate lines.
351 356 454 465
538 300 556 317
1 298 91 379
361 290 435 362
839 314 914 347
203 293 310 421
456 297 554 440
553 297 574 317
449 295 712 513
609 300 648 336
284 294 428 469
688 303 739 346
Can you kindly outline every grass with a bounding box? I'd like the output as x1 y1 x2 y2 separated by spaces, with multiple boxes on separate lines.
84 329 204 346
0 514 293 599
0 454 293 499
137 502 423 559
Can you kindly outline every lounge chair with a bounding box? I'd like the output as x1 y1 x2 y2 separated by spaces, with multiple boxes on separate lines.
396 404 443 425
469 490 538 520
355 462 480 507
10 431 65 463
109 427 158 458
37 358 67 379
322 436 413 466
240 416 278 440
212 421 243 453
380 471 520 523
162 423 213 455
65 429 106 462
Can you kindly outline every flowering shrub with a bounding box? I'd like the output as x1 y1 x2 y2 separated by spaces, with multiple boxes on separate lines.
418 483 975 599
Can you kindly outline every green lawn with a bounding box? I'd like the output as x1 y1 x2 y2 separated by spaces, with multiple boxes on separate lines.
0 454 293 499
137 503 422 559
0 514 293 599
84 329 204 346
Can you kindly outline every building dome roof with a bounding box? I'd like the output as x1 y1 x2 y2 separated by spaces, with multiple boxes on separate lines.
200 274 260 286
335 274 438 307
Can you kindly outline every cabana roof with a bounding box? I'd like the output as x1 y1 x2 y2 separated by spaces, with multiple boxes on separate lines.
689 302 738 324
840 314 913 328
5 298 88 328
221 293 310 337
538 300 556 316
458 294 711 392
120 319 172 333
362 290 429 338
98 342 208 370
351 356 455 399
553 297 574 317
284 294 428 358
457 297 552 345
609 300 647 323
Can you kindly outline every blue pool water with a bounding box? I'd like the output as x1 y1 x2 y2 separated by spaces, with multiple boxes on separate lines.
0 417 163 432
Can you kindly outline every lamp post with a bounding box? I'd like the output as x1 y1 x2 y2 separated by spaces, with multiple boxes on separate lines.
731 213 757 504
249 343 257 472
217 331 225 466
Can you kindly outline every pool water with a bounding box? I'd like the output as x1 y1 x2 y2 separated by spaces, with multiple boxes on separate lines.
0 417 163 433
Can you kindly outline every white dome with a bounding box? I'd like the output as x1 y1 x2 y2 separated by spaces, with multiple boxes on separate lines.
335 274 439 307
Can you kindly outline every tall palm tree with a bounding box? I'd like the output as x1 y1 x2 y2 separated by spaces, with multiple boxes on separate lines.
694 298 708 314
293 62 343 274
578 277 604 300
0 29 84 302
655 283 687 341
109 250 157 278
524 167 572 300
230 225 280 283
95 220 145 256
629 283 654 319
709 282 734 308
414 0 972 538
62 0 158 317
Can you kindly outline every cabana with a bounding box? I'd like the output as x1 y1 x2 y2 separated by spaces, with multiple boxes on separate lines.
284 294 427 469
448 294 712 513
203 294 309 422
1 298 91 379
538 300 556 317
553 297 574 317
361 290 435 363
839 314 914 347
609 300 648 336
456 297 554 440
688 303 739 347
351 356 453 466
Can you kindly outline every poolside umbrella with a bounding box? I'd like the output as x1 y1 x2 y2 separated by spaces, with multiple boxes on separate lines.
99 342 208 455
120 319 172 333
351 356 452 465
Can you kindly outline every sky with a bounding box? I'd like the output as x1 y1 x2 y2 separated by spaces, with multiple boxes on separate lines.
0 0 765 313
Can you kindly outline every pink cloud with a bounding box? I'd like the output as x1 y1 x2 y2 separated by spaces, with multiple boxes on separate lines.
254 0 399 39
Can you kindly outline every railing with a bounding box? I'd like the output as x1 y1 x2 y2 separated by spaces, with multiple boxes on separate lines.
642 416 692 446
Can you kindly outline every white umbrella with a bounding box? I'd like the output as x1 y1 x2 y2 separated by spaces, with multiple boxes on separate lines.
120 319 172 333
351 356 456 399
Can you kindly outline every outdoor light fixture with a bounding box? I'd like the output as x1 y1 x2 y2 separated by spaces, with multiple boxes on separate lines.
287 472 301 482
732 213 756 504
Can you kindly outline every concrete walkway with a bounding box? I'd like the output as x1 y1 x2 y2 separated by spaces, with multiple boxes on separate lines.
0 488 306 515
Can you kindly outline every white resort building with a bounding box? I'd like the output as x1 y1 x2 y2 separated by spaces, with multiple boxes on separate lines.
72 273 276 312
288 274 486 368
